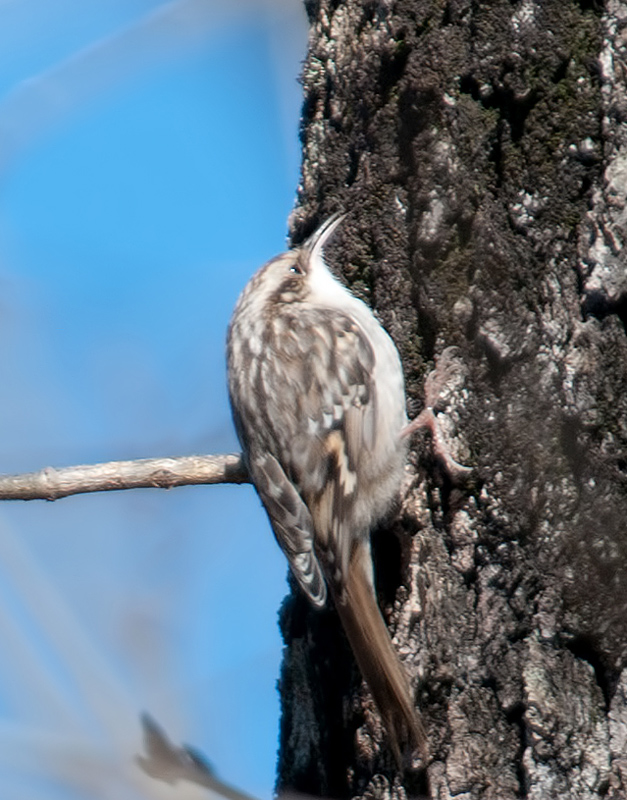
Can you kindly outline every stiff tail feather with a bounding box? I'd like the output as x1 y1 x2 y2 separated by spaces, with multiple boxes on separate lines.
333 543 428 766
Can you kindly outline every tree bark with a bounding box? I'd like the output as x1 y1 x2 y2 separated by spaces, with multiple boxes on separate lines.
277 2 627 798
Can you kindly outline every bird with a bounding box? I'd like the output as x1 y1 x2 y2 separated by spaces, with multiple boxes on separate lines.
226 213 427 765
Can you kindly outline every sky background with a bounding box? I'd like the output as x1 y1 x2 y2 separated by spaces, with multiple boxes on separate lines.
0 1 308 797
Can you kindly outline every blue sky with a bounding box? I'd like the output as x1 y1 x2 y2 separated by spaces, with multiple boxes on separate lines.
0 2 308 797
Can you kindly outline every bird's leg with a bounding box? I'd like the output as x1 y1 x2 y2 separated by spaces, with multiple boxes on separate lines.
401 348 472 483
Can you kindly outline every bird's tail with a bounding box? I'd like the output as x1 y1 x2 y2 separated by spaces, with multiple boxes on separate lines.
333 542 428 766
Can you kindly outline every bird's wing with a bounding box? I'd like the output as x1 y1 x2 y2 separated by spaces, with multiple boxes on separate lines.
236 306 377 600
271 308 377 589
248 451 327 608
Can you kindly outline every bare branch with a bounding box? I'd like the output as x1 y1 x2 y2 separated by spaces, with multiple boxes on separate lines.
0 454 250 501
138 713 259 800
137 714 337 800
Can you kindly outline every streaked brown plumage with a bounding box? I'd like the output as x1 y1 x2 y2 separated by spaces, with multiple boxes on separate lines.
227 214 427 764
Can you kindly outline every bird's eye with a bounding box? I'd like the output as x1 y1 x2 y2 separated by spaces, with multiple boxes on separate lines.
289 262 304 275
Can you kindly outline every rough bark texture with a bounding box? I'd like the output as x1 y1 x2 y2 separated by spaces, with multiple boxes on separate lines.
277 2 627 799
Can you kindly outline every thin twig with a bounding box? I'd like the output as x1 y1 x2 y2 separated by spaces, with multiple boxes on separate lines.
0 454 250 501
137 713 259 800
137 714 335 800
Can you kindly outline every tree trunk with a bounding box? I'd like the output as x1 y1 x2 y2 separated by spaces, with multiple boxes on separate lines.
277 2 627 799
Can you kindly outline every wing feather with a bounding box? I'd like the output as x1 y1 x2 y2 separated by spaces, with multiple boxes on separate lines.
249 453 327 608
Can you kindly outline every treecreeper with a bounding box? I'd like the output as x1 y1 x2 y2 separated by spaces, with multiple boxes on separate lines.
226 214 428 766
